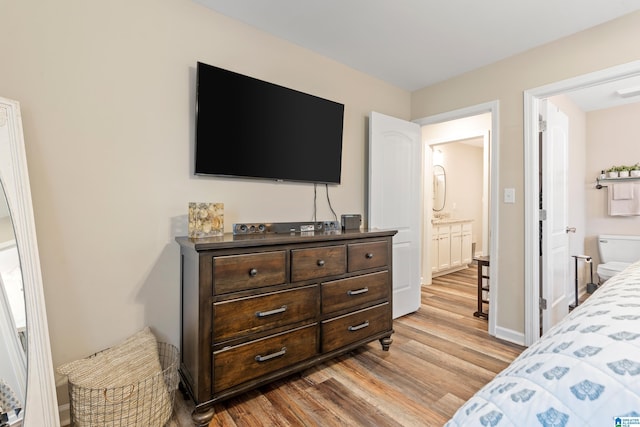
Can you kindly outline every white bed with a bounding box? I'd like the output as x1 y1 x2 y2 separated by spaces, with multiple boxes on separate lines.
446 260 640 427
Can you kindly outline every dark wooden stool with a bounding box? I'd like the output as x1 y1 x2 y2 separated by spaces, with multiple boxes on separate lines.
473 256 490 319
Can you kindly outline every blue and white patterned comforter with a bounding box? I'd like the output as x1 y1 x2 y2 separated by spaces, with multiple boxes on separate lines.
446 260 640 427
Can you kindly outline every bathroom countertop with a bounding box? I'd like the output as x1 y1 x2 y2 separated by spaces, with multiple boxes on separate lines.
431 218 473 225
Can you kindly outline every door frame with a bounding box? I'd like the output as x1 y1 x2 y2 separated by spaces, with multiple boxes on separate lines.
523 60 640 346
415 100 500 337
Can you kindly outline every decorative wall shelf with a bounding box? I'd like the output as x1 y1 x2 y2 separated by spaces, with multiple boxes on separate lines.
596 176 640 189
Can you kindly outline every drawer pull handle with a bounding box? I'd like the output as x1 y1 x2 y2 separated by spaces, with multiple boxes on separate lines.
366 253 374 259
347 287 369 296
255 347 287 363
256 305 287 318
317 259 325 267
249 268 258 277
348 321 369 332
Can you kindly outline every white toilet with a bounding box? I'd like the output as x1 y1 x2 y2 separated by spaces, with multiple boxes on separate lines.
597 234 640 283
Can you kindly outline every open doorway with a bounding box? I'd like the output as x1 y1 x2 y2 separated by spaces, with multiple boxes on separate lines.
524 60 640 346
415 101 499 337
423 115 491 261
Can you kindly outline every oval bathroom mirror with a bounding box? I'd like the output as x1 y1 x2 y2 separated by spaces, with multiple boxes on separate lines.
433 165 446 212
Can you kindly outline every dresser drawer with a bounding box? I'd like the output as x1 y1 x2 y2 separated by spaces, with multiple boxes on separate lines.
321 271 389 315
321 303 391 353
213 324 318 392
213 285 318 342
214 251 286 294
291 245 346 282
347 240 388 272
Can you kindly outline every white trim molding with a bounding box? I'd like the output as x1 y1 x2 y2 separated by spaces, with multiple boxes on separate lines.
523 61 640 346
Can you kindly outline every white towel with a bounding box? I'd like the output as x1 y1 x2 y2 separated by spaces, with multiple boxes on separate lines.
612 183 634 200
609 183 640 216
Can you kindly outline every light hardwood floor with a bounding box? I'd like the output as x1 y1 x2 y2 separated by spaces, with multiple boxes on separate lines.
170 266 525 427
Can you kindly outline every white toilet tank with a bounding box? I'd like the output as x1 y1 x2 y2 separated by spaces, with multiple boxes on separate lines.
597 235 640 282
598 234 640 263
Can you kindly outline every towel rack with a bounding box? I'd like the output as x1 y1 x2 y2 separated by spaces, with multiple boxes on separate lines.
595 176 640 189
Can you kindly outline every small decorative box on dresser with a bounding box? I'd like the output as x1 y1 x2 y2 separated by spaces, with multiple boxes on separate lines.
175 229 397 426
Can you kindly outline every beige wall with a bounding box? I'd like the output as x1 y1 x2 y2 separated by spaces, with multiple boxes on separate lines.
586 102 640 267
432 142 484 251
0 217 13 244
412 10 640 335
0 0 410 403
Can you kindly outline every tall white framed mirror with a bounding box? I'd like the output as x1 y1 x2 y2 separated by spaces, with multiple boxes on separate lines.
0 97 59 426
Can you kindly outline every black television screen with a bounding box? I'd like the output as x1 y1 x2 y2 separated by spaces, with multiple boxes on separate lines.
195 62 344 184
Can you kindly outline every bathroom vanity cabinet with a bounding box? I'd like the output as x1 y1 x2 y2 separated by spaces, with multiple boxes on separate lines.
432 220 472 276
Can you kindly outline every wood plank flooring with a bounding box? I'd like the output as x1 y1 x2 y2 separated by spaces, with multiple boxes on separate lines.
169 266 525 427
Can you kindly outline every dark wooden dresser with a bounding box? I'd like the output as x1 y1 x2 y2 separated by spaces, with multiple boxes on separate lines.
175 229 397 425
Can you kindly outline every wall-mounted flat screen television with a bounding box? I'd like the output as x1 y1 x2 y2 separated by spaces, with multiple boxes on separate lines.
195 62 344 184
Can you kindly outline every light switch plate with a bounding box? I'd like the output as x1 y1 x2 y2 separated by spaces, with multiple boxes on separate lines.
504 188 516 204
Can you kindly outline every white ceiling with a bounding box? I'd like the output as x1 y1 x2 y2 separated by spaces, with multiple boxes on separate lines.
564 75 640 111
194 0 640 111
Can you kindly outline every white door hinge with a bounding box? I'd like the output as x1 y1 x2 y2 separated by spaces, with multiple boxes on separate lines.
540 298 547 310
539 119 547 132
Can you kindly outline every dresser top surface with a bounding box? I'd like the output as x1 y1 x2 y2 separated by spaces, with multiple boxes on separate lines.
176 229 397 251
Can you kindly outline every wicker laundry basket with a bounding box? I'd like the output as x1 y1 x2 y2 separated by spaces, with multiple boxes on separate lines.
67 342 179 427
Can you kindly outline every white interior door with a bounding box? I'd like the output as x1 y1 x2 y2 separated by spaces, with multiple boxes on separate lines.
369 111 422 318
541 100 570 333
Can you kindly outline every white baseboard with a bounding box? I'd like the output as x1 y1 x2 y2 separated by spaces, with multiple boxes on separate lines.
58 403 70 426
432 264 470 278
494 325 526 346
